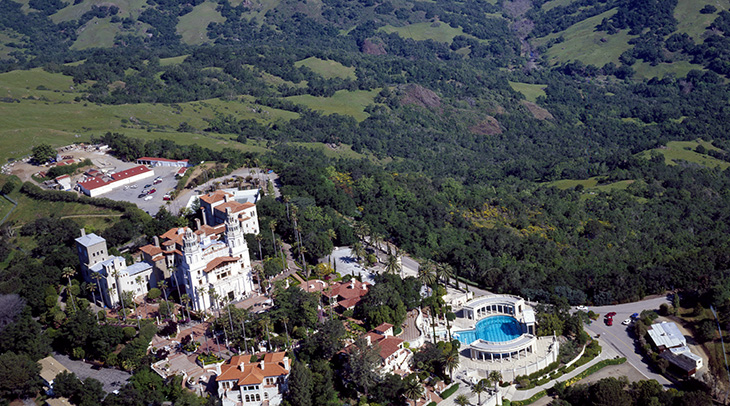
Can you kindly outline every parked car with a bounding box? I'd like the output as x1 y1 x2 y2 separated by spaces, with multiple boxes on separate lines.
605 317 613 326
130 184 138 189
153 179 162 185
577 305 588 311
631 313 639 319
148 188 156 194
138 193 147 198
144 195 153 201
606 311 617 317
622 318 632 325
163 195 171 201
144 184 152 188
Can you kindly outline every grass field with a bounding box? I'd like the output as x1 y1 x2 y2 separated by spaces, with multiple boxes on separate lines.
159 55 189 66
51 0 148 22
541 8 636 67
508 81 547 102
0 69 303 162
285 88 381 122
632 60 704 79
545 177 635 191
675 0 727 42
640 140 730 169
72 18 121 50
294 57 356 80
542 0 577 11
0 195 14 225
177 1 225 45
379 22 470 44
290 142 369 160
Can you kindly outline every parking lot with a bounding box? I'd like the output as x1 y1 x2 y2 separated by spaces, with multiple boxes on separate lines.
101 166 181 215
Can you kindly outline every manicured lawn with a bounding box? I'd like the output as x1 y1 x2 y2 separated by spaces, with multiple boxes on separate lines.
294 57 356 80
285 88 381 122
509 81 547 103
177 1 225 45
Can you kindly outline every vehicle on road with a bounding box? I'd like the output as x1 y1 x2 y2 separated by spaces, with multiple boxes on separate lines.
144 195 153 201
622 318 632 325
149 188 156 194
153 179 162 185
606 311 617 317
577 305 588 311
605 317 613 326
144 184 151 188
138 193 147 198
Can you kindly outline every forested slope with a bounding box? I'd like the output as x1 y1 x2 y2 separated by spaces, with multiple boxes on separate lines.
3 0 730 306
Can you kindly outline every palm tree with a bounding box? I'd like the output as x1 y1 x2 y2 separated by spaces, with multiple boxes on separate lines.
282 195 290 220
402 374 424 406
91 272 103 307
181 294 191 321
88 283 99 321
198 286 208 316
354 221 369 242
454 394 471 406
135 275 149 321
157 280 169 303
350 241 366 264
436 263 455 287
111 269 125 319
488 371 502 388
385 250 402 275
418 261 437 295
253 265 264 293
269 219 278 252
472 378 488 405
443 351 460 381
62 267 77 312
255 233 264 260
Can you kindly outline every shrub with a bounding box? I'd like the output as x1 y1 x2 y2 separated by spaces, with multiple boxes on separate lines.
147 288 161 301
511 390 546 406
122 326 136 340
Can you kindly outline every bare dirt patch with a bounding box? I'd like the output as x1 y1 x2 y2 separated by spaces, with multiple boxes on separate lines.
522 100 554 120
469 115 502 135
362 38 387 55
400 84 441 110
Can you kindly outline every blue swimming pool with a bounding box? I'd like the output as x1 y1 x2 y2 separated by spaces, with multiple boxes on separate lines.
454 315 523 345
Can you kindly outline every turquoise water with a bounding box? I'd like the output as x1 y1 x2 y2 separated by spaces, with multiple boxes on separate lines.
454 315 523 345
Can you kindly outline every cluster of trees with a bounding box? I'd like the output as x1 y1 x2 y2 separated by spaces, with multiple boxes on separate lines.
552 376 712 406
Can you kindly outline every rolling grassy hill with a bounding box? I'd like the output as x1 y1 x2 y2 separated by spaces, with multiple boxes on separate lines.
177 2 225 45
640 140 730 170
285 88 381 122
293 57 356 80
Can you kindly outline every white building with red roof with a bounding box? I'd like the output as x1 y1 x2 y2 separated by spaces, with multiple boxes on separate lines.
138 209 255 313
198 190 259 235
77 165 154 197
323 279 371 310
342 322 412 375
216 352 291 406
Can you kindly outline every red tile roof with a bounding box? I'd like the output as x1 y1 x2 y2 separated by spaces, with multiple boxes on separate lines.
111 165 152 181
213 201 255 215
374 323 394 334
324 280 370 300
199 190 231 205
216 352 289 385
204 256 239 273
139 244 163 257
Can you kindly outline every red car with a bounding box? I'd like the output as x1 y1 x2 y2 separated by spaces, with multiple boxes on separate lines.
605 317 613 326
148 188 156 194
606 312 617 317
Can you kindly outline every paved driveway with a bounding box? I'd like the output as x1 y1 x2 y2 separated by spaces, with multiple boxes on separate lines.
52 352 131 393
579 295 674 387
100 166 180 215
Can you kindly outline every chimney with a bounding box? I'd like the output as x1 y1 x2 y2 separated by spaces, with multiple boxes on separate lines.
200 208 207 226
283 357 290 371
80 228 86 237
153 236 160 247
224 193 230 203
350 280 355 289
259 360 265 370
195 218 201 230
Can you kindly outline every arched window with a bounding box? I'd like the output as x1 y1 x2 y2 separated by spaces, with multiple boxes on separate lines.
255 394 261 401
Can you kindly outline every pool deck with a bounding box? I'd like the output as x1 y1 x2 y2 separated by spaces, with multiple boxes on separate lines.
459 335 557 376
